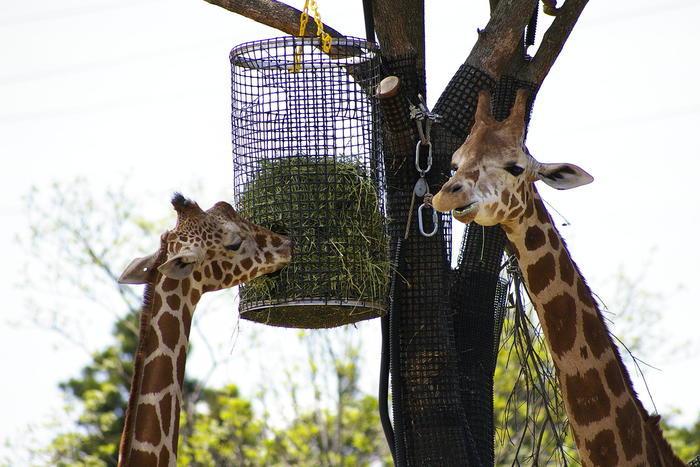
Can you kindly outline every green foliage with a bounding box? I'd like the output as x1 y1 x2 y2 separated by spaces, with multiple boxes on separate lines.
177 385 266 466
35 315 134 465
258 331 391 466
262 395 387 466
662 411 700 462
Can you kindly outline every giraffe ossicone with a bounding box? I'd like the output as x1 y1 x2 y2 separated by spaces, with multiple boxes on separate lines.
433 90 684 466
116 193 292 467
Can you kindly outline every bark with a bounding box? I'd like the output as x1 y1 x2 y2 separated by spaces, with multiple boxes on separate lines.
465 0 537 78
373 0 425 96
524 0 589 85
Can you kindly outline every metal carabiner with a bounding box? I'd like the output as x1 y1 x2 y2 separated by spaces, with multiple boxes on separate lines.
418 202 439 237
415 140 433 175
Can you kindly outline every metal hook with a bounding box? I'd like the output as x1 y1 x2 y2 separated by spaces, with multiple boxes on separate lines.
418 202 438 237
414 141 432 174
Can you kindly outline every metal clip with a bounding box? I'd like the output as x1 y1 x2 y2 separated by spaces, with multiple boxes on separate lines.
414 141 432 175
418 202 438 237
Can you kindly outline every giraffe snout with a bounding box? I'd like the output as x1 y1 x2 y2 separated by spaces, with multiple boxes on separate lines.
449 182 464 193
433 180 468 212
284 237 294 257
275 236 293 263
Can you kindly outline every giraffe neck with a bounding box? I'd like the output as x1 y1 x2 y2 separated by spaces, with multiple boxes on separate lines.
502 191 682 466
119 274 201 467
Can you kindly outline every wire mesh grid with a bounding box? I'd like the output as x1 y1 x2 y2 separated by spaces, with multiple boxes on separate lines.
230 36 386 328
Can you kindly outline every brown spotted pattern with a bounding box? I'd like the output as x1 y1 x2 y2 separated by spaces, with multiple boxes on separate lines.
617 400 644 460
604 359 625 397
565 369 611 425
541 292 577 355
559 249 575 286
118 197 291 467
582 311 610 359
506 204 680 465
524 225 546 251
526 252 556 295
428 89 682 465
586 429 619 465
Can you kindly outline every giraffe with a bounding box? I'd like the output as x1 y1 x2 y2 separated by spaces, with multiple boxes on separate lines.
432 91 684 466
116 193 292 466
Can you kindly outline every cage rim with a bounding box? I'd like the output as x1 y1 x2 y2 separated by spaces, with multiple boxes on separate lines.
230 35 379 71
240 298 385 314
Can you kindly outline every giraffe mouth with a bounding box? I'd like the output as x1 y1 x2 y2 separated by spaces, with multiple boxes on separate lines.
453 202 477 218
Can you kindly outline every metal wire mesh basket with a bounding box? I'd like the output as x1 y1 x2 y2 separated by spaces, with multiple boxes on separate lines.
230 36 386 328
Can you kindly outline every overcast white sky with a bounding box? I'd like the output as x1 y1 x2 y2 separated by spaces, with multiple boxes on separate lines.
1 0 699 462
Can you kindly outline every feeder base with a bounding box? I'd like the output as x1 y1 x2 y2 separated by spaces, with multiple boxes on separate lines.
240 299 385 328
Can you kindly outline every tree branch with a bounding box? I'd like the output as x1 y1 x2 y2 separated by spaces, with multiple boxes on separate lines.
202 0 346 38
465 0 537 78
373 0 424 62
524 0 589 85
371 0 426 97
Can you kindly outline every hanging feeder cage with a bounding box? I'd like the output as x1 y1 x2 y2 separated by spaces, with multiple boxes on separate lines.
230 36 386 328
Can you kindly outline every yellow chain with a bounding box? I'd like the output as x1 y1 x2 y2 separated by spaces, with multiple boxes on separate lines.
297 0 332 50
298 1 310 36
308 0 332 52
291 0 332 72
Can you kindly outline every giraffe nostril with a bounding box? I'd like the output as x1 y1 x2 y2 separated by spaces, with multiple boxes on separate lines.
450 183 463 193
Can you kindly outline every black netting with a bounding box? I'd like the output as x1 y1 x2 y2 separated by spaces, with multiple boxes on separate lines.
433 64 496 138
230 37 386 328
492 74 539 125
444 73 539 466
378 56 478 466
377 57 540 464
450 224 507 465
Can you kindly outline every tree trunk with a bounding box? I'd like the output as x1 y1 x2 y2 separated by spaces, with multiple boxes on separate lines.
206 0 589 464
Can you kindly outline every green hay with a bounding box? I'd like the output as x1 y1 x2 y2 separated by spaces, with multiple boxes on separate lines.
237 156 389 328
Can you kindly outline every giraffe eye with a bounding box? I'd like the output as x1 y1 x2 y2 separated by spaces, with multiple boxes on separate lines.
225 239 243 251
504 165 525 176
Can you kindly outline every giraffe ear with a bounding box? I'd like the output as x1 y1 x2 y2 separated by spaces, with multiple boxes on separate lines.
537 162 594 190
158 252 200 280
118 252 160 284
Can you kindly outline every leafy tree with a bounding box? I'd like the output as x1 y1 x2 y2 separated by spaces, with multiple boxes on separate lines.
260 330 391 466
662 413 700 463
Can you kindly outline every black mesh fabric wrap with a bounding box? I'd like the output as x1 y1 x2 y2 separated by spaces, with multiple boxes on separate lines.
444 72 539 465
379 56 473 466
378 61 504 466
230 37 386 328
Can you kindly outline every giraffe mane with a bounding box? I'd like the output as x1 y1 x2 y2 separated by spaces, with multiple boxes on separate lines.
117 236 169 466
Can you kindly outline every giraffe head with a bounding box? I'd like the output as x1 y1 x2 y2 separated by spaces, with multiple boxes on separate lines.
432 90 594 226
118 193 292 290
